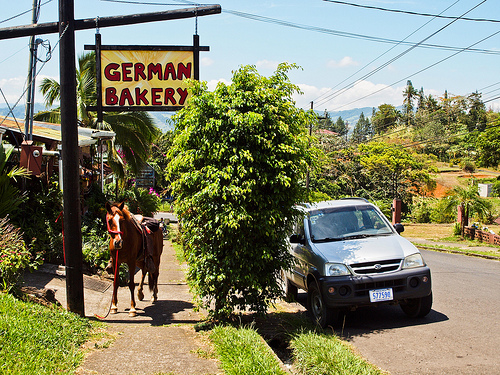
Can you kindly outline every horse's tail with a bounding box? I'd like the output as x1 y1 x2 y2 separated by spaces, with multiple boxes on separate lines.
148 272 156 292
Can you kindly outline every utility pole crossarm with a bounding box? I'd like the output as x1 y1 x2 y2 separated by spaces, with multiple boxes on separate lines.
0 5 222 40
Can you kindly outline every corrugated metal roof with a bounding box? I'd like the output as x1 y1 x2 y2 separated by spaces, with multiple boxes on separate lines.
0 117 115 146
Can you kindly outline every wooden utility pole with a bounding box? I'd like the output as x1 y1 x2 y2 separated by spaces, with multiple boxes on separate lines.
0 2 221 316
59 0 84 316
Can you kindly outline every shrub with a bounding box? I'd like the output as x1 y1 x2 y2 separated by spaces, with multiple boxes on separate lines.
9 179 63 264
0 217 37 291
460 158 476 174
114 187 161 217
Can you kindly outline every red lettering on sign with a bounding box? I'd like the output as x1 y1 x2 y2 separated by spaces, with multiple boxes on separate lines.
177 88 188 105
122 63 133 82
135 88 149 105
177 63 191 79
152 88 162 105
104 63 120 81
119 88 134 106
105 87 118 104
148 63 162 80
164 63 176 80
134 63 146 81
164 88 176 105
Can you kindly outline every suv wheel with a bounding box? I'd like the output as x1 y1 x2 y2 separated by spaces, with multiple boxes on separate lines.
400 292 433 318
307 282 337 328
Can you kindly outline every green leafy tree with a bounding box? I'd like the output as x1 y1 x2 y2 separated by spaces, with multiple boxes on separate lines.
358 141 436 202
167 63 314 319
444 183 491 236
371 104 400 134
35 52 160 180
332 116 348 138
475 115 500 167
350 112 372 144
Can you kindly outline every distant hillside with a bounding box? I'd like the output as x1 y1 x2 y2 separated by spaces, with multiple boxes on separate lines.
1 105 376 133
0 104 174 132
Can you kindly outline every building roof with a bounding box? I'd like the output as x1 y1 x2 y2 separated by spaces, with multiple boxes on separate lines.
0 117 115 147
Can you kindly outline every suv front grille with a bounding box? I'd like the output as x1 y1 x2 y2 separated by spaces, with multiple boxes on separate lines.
349 259 402 275
354 278 406 297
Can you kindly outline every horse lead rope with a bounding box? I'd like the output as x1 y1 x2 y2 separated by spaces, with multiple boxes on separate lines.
95 219 123 320
94 245 119 320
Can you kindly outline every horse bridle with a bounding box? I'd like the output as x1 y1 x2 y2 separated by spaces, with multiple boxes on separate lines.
107 214 124 236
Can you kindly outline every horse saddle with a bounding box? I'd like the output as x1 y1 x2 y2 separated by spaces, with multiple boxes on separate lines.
132 215 160 273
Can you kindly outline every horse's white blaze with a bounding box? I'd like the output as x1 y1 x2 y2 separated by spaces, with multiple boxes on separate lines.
113 213 122 240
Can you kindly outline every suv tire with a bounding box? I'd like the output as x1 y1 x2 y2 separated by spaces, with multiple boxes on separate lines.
307 282 338 328
280 271 298 302
400 292 433 318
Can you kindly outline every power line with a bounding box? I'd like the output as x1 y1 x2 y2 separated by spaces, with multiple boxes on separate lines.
0 0 53 25
323 0 500 23
330 26 500 112
101 0 500 56
312 0 463 108
315 0 490 110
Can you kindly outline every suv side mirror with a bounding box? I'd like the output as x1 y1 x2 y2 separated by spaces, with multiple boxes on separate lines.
393 223 404 234
290 234 306 244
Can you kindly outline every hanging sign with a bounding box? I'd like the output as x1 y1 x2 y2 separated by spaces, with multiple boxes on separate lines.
85 35 208 118
101 49 193 108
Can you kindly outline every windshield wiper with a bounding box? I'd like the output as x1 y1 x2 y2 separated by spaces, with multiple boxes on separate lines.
312 237 344 243
341 234 373 240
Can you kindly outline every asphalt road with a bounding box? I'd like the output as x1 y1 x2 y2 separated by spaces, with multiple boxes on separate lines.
335 250 500 374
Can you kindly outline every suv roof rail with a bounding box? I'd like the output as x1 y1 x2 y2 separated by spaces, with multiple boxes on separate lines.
340 197 370 203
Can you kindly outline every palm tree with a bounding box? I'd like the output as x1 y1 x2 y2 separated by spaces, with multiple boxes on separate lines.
444 183 491 237
34 52 160 182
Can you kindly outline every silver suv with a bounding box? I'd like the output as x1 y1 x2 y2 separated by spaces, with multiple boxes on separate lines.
283 198 432 327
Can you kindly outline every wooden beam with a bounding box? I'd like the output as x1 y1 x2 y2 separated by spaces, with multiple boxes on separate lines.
0 5 221 40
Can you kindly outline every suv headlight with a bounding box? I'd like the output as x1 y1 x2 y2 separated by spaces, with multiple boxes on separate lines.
403 253 425 269
325 263 351 276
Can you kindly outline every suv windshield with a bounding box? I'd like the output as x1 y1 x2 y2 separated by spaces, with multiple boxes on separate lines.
308 204 393 242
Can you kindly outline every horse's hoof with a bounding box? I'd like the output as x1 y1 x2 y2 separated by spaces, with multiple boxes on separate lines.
137 290 144 301
110 307 118 314
128 310 137 317
151 296 158 303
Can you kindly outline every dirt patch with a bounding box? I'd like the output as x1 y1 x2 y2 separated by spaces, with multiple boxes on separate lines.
19 286 61 307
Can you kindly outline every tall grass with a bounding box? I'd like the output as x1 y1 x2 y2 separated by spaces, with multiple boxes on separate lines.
210 325 288 375
290 331 386 375
0 293 96 374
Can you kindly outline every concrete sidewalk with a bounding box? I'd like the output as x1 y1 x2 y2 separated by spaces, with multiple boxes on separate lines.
22 238 221 375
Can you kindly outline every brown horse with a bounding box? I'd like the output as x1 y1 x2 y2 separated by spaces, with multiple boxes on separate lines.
105 201 163 317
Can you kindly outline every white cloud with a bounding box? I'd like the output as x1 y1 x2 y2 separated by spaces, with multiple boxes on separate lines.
294 80 404 111
256 60 280 70
0 74 57 106
201 57 214 67
327 56 359 68
206 78 231 91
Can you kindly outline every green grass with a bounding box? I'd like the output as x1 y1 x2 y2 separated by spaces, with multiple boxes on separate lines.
290 331 386 375
210 325 288 375
0 292 98 374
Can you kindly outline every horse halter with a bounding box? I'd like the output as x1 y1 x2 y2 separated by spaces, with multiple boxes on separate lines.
107 214 124 235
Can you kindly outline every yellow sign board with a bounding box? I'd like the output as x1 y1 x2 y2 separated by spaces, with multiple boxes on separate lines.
101 49 193 108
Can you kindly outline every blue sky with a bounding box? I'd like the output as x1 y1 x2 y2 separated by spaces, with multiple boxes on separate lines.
1 0 499 115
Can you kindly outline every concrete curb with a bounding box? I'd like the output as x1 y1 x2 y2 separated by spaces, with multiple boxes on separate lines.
414 244 500 261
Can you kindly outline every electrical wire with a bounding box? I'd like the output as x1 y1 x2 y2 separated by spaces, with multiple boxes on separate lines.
330 27 500 112
323 0 500 24
101 0 500 56
0 0 52 25
315 0 489 110
312 0 462 108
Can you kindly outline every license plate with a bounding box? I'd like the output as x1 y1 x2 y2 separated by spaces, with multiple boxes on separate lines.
369 288 393 303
